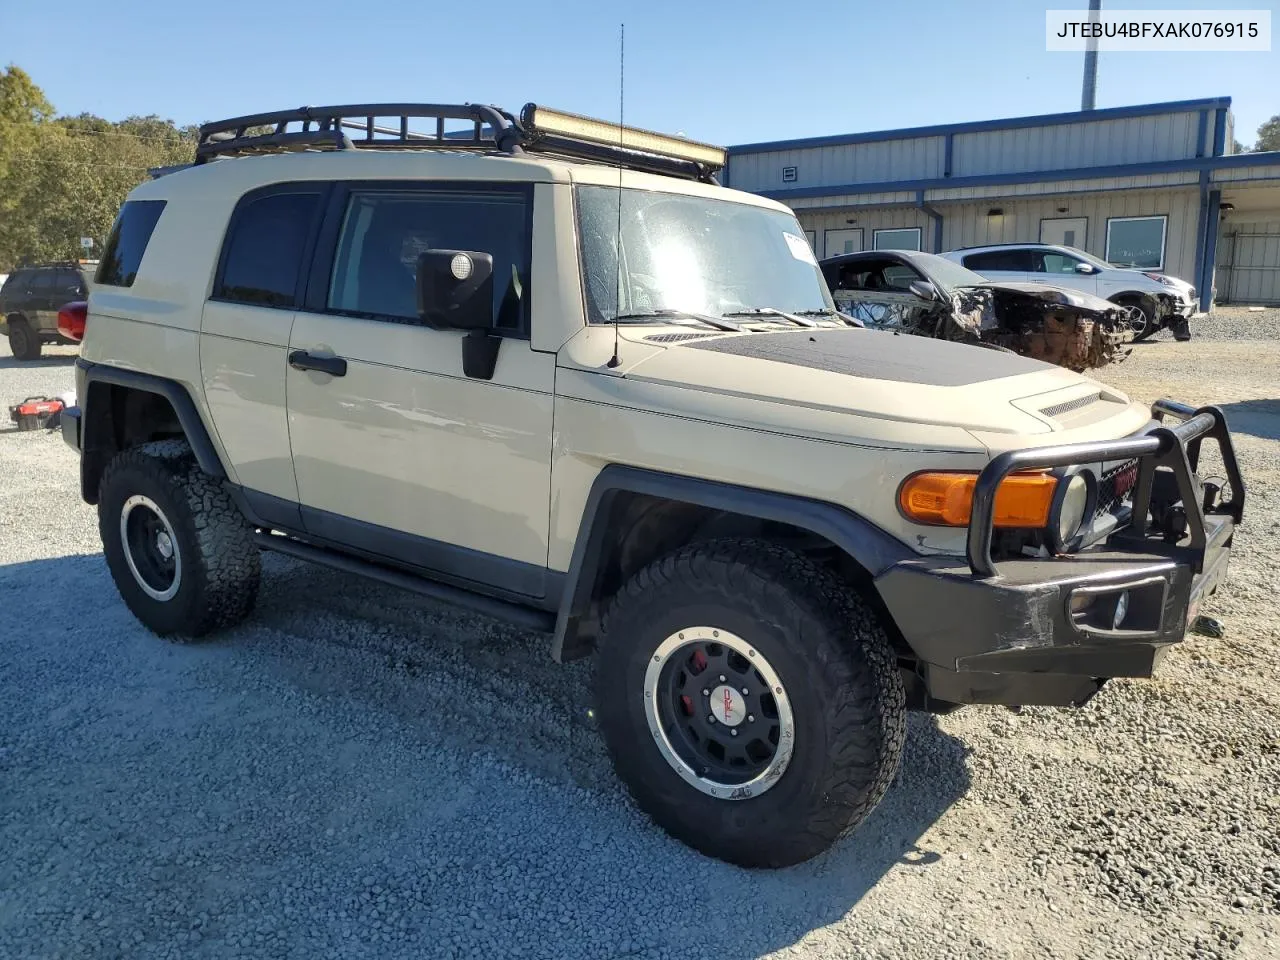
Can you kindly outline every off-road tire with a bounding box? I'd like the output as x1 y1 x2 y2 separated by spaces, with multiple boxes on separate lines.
7 318 41 361
595 538 906 868
98 439 260 638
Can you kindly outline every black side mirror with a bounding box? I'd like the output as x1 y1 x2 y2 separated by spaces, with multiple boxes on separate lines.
907 279 938 301
416 250 495 330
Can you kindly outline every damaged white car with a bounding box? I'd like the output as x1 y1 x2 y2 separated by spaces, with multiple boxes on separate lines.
820 249 1133 371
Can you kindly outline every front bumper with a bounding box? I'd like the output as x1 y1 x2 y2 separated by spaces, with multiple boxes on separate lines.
877 400 1244 707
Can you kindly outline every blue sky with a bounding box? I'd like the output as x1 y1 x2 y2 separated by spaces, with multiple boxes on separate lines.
3 0 1277 146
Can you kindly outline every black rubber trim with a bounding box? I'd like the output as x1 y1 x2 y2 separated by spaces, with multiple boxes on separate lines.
254 532 555 633
551 465 915 662
76 358 226 479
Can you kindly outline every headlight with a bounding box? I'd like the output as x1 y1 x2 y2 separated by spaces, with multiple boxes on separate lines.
1051 472 1093 548
1143 272 1175 286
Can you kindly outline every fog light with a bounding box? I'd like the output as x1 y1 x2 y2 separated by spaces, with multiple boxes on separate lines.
1055 473 1090 546
1113 591 1130 629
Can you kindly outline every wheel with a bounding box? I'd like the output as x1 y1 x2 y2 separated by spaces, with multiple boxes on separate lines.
595 538 906 868
7 318 41 360
98 439 260 638
1116 298 1156 342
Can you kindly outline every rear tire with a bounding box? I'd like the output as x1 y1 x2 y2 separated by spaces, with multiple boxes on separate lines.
594 538 905 868
98 440 260 638
7 318 41 361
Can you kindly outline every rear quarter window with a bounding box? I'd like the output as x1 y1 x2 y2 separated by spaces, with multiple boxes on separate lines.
97 200 168 287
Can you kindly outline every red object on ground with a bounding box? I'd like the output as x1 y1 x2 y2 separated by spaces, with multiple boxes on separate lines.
57 300 87 341
8 396 66 431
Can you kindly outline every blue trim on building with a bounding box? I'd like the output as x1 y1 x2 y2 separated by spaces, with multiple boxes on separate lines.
758 152 1280 202
1196 110 1208 158
916 190 944 253
727 97 1233 156
1193 170 1211 301
1212 108 1227 156
943 134 954 178
1200 189 1222 311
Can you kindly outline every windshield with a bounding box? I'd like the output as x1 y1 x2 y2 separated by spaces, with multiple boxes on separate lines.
576 185 835 323
909 253 992 292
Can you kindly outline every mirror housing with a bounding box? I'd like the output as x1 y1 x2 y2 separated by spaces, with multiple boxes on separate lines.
416 250 495 330
907 279 938 301
1074 262 1096 275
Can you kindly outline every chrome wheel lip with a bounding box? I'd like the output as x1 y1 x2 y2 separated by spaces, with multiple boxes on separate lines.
120 494 182 602
643 626 795 800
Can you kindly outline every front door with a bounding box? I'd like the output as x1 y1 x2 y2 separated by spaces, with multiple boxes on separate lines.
285 182 556 600
1040 217 1088 249
824 228 863 258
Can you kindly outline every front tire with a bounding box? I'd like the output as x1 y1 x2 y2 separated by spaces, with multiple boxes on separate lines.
595 538 906 867
98 440 260 638
1116 297 1157 342
7 318 41 360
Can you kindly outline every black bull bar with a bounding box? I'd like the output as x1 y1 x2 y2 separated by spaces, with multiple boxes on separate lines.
966 399 1245 578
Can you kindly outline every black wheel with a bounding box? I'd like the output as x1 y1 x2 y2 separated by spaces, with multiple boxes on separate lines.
7 318 41 361
98 439 260 638
595 538 906 868
1116 298 1157 342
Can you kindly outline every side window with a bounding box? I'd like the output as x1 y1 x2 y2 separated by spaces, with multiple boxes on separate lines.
57 269 83 295
215 191 322 308
1035 252 1080 274
97 199 167 287
881 263 923 290
962 249 1030 272
30 272 55 291
327 188 530 331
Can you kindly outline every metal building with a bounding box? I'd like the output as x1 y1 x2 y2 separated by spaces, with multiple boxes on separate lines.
724 98 1280 309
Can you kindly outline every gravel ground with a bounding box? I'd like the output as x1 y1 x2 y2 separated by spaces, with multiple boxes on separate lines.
1 317 1278 960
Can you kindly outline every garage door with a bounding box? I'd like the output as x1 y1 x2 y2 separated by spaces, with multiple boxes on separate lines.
1218 223 1280 304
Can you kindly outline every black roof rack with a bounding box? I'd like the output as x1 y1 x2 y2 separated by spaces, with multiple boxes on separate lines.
193 102 725 182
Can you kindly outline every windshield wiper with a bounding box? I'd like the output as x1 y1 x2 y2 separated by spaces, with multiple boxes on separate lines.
721 307 817 328
611 309 743 332
790 307 864 328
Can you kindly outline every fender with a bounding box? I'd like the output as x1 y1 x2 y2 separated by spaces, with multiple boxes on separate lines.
551 464 915 661
76 358 226 501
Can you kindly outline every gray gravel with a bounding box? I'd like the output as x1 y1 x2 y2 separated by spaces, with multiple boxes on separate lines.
2 332 1279 959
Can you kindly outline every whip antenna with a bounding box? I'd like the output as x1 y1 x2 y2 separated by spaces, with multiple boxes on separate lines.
607 23 625 369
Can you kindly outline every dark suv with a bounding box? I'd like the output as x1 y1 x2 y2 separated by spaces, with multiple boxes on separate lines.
0 261 96 360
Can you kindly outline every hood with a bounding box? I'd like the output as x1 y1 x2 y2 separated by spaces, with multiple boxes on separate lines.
579 326 1140 437
971 281 1119 314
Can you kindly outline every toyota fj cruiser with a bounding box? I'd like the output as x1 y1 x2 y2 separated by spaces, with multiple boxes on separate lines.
61 102 1245 868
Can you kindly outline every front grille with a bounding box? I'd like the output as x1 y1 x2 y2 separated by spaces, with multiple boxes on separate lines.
1041 393 1100 419
644 332 716 344
1095 458 1140 520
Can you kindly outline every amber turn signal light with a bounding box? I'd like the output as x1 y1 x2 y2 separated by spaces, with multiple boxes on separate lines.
898 471 1058 528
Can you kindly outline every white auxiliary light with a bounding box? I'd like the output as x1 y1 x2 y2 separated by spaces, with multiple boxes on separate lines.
521 104 727 168
1113 591 1130 629
450 253 473 281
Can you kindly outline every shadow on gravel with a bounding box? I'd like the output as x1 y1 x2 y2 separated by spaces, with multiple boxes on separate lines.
2 552 974 960
0 353 78 370
1220 399 1280 441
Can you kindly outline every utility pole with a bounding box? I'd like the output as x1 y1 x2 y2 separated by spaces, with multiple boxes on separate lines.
1081 0 1101 110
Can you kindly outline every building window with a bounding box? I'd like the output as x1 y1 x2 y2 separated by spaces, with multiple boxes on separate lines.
872 227 921 252
1105 215 1167 270
782 166 798 183
804 230 817 251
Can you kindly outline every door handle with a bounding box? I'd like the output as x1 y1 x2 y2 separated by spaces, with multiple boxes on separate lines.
289 350 347 377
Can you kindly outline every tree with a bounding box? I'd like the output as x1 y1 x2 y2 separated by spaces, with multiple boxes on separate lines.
0 67 196 270
1232 139 1249 155
1256 115 1280 153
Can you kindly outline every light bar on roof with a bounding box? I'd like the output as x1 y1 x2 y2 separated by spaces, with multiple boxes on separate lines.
521 104 726 169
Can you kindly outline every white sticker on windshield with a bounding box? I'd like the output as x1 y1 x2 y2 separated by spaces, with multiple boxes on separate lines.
783 231 817 265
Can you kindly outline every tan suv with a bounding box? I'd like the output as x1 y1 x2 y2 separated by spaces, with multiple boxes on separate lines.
60 102 1245 868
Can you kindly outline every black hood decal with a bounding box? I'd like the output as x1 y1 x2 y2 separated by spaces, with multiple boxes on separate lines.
685 328 1051 387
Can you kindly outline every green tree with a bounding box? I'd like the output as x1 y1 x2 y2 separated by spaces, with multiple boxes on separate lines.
0 67 197 269
1256 115 1280 153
